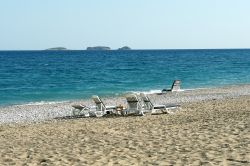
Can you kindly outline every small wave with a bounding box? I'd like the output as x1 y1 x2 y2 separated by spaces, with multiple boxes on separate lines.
184 88 208 91
23 101 67 106
128 89 162 95
127 88 203 95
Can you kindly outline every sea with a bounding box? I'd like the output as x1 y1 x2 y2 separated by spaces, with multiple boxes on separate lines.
0 49 250 106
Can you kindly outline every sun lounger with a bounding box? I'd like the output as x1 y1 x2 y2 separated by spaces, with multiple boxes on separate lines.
91 95 116 117
140 93 180 114
171 80 181 92
71 104 90 117
162 80 181 93
125 94 144 116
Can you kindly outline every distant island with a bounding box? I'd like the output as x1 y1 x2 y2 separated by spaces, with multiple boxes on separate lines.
46 47 68 51
45 46 132 51
86 46 111 50
118 46 131 50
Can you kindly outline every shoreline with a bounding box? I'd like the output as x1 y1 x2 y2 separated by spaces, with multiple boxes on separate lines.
1 83 250 108
0 84 250 125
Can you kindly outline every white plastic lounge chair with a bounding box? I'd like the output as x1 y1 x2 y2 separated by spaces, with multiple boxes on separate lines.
162 80 181 93
91 95 116 117
125 94 144 116
71 104 90 117
171 80 181 92
140 93 179 114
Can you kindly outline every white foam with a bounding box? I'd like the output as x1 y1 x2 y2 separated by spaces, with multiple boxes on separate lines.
128 88 196 95
129 89 162 95
23 100 67 106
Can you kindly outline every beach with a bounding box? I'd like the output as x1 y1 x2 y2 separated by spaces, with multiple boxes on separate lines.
1 0 250 165
0 85 250 165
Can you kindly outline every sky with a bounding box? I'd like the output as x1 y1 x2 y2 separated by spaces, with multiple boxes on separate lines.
1 0 250 50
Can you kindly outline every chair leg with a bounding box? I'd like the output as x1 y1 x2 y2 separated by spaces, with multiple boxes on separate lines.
72 108 82 116
139 110 144 116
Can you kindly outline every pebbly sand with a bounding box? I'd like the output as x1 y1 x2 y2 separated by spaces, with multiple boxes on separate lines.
0 85 250 165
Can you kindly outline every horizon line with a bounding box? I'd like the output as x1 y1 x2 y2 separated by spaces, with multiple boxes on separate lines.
0 48 250 51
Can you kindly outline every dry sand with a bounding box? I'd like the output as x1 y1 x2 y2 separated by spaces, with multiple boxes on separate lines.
0 95 249 165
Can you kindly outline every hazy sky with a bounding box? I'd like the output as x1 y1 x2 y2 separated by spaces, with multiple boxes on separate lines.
1 0 250 50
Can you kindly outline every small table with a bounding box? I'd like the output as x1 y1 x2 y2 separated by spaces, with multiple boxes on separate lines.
116 105 125 115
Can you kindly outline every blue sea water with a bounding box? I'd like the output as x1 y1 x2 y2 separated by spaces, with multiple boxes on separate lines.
0 49 250 106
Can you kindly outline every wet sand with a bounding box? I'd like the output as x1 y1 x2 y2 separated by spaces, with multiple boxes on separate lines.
0 95 249 165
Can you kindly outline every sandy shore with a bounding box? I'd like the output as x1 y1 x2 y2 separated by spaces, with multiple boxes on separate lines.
0 85 250 165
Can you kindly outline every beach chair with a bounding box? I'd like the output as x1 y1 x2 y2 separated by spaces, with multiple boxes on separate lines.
140 93 179 114
125 94 144 116
91 95 116 117
171 80 181 92
71 104 90 117
162 80 181 93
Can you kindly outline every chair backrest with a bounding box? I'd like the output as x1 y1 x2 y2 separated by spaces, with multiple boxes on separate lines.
126 94 142 111
92 95 106 112
140 93 154 110
171 80 181 92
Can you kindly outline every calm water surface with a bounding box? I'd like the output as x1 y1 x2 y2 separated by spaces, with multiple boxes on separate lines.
0 49 250 106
